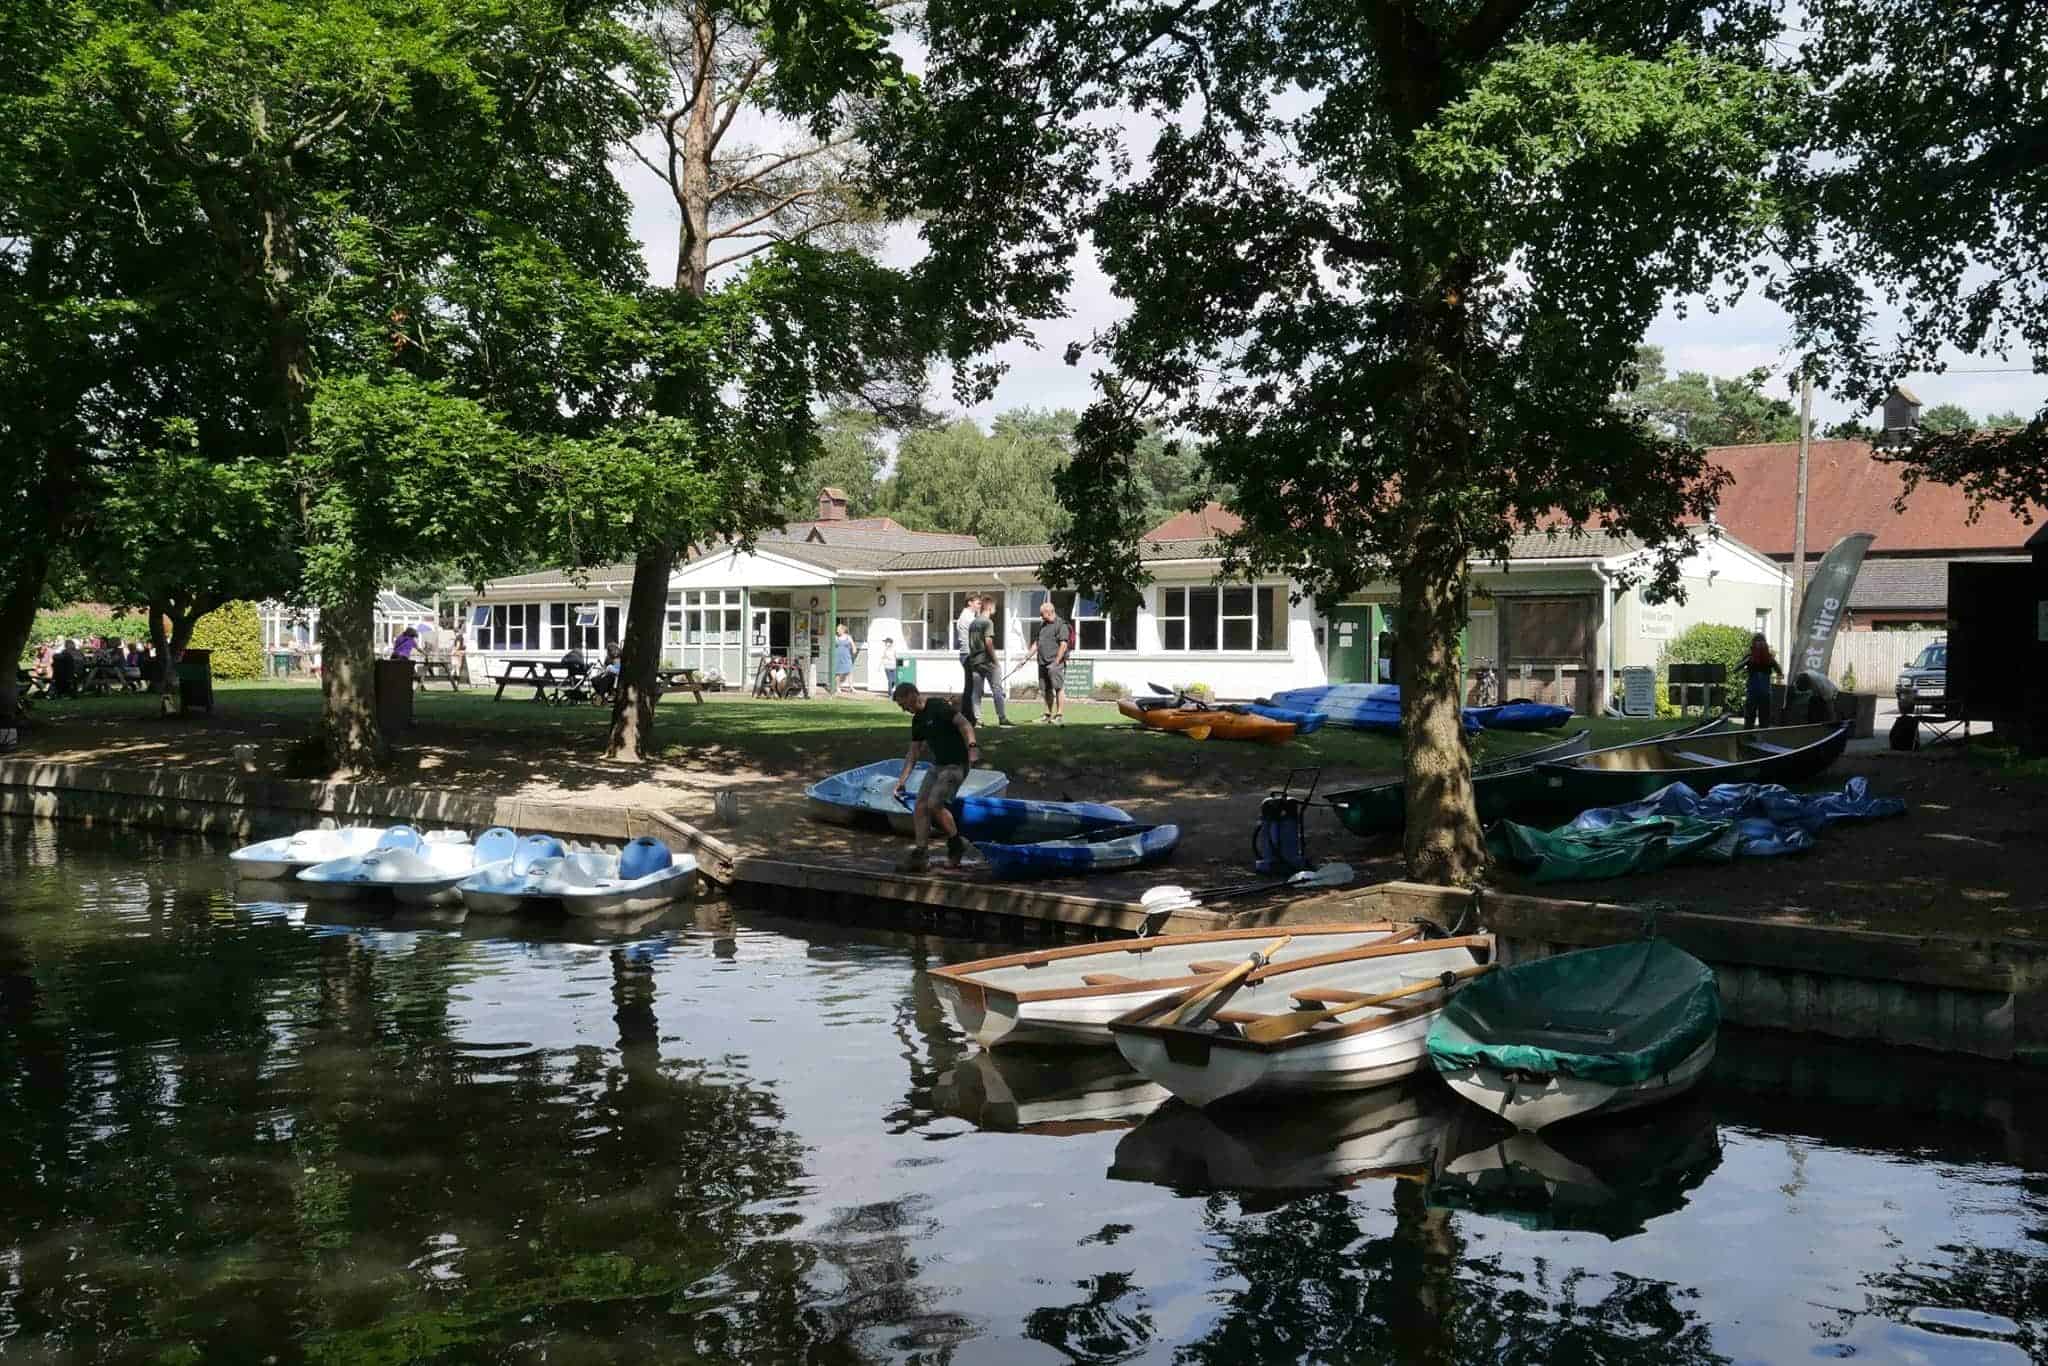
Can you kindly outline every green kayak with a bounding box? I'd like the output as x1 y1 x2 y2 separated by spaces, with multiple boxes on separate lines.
1428 939 1719 1130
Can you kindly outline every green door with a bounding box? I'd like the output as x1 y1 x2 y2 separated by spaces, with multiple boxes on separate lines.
1328 606 1373 683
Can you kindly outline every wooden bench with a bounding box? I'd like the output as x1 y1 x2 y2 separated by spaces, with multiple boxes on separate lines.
1081 972 1140 987
1743 739 1794 754
1672 749 1722 765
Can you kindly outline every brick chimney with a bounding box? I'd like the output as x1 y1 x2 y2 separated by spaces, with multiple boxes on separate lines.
816 487 849 522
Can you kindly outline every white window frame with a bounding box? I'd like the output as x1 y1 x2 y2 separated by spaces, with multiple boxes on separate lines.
1157 583 1288 653
1025 589 1134 653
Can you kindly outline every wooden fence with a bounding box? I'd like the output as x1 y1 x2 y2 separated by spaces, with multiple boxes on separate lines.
1830 629 1943 688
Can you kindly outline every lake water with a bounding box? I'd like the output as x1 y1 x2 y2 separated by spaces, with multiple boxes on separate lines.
1 817 2043 1365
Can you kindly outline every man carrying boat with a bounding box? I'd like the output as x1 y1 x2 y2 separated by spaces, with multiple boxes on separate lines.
891 681 980 872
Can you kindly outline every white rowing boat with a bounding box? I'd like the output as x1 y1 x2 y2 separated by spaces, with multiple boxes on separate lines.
1106 936 1494 1108
928 921 1423 1049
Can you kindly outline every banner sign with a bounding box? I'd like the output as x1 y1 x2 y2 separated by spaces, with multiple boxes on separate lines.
1794 533 1874 680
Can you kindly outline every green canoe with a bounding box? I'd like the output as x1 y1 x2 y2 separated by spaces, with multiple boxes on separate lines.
1325 716 1730 838
1428 939 1720 1130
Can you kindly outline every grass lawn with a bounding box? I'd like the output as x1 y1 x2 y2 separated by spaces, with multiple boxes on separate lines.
20 680 1686 789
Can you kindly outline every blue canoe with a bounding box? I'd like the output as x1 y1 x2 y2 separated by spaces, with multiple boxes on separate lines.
886 793 1135 840
807 760 1010 826
979 823 1181 880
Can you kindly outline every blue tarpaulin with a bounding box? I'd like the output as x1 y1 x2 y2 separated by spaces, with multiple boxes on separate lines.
1488 777 1907 883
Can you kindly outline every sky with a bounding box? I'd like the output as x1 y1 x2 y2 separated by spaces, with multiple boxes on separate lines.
616 81 2048 437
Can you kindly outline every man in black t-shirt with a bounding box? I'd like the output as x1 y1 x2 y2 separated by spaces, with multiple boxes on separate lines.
891 680 979 871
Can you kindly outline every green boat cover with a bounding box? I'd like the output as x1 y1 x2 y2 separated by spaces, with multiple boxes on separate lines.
1485 815 1740 882
1428 940 1719 1088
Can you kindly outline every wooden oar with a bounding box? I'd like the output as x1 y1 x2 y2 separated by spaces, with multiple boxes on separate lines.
1164 935 1291 1026
1240 962 1497 1044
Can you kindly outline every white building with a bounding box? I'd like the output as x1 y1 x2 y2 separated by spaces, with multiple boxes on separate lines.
451 492 1788 707
258 591 438 673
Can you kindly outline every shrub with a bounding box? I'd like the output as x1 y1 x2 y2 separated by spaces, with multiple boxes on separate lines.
1178 681 1214 704
188 601 265 680
23 607 153 663
1659 622 1752 689
1612 680 1680 719
1091 679 1131 702
1840 664 1858 692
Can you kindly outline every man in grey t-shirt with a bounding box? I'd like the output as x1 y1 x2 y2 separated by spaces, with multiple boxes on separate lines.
962 595 1011 727
1032 600 1071 724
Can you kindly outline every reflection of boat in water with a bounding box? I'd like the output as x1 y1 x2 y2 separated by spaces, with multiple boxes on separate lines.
1426 1093 1721 1239
931 1050 1167 1135
1109 1079 1492 1192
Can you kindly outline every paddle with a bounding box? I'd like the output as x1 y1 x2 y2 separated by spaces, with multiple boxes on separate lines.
1139 862 1355 911
1163 935 1291 1026
1240 962 1497 1044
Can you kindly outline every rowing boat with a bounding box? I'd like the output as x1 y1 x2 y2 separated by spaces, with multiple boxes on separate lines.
1530 722 1848 813
884 793 1134 840
1428 939 1720 1130
977 822 1181 880
1323 716 1731 839
929 921 1422 1048
1106 936 1494 1107
1118 700 1297 744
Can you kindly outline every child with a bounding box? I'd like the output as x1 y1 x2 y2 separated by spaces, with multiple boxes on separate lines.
880 637 899 691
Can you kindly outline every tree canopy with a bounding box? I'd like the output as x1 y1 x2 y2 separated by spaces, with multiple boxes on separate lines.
1621 346 1801 446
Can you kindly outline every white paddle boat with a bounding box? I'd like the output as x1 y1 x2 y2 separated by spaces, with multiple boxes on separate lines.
298 827 521 906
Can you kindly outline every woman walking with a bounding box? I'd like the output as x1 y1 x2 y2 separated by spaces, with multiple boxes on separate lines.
1743 633 1781 728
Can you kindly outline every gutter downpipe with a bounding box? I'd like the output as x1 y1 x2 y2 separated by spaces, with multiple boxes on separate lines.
1592 562 1618 716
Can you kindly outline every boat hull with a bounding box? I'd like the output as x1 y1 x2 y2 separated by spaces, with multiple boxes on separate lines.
1112 1010 1439 1108
229 826 388 881
807 760 1011 827
557 862 700 917
1118 701 1296 744
979 823 1180 880
1439 1036 1717 1130
1530 723 1848 816
884 794 1133 841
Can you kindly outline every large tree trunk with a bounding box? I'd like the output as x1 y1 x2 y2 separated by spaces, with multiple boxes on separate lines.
318 581 383 772
0 547 49 727
605 541 675 762
1398 551 1484 885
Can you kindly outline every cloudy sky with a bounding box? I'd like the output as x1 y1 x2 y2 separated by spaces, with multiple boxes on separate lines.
618 111 2048 436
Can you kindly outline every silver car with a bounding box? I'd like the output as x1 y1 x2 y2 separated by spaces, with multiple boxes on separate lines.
1895 639 1947 716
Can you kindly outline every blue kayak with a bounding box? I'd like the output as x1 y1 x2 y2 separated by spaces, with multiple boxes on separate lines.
1265 685 1569 733
886 793 1135 840
807 760 1010 826
1241 703 1327 734
978 823 1181 880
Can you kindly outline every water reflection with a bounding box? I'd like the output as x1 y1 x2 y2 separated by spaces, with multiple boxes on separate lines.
5 817 2048 1364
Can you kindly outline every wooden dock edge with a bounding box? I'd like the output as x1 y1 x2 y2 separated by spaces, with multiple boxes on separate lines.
0 758 739 884
1262 879 2048 1066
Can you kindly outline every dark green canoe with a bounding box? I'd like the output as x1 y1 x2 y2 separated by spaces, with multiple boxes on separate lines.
1526 721 1849 818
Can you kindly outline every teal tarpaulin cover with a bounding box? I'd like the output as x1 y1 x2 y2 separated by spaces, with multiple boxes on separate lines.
1428 940 1720 1088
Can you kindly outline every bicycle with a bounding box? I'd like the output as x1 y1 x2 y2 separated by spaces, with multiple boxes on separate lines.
1471 658 1499 707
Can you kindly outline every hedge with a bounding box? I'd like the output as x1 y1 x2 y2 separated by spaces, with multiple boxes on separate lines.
1658 622 1754 687
188 601 265 681
22 608 153 665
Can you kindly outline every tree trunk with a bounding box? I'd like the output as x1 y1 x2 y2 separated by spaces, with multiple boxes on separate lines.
605 541 675 762
319 581 383 772
1398 552 1484 885
672 3 717 295
0 547 49 727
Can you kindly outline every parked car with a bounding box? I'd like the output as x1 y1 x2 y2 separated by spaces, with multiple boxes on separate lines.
1895 639 1947 716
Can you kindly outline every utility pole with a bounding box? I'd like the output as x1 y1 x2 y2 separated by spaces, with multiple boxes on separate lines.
1789 373 1812 668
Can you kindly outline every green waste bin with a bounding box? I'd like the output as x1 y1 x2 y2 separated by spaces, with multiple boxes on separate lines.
177 648 214 715
894 655 916 686
270 650 295 678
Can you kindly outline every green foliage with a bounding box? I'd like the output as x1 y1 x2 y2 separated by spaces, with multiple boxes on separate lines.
1840 663 1858 692
187 601 264 681
1090 679 1131 701
1659 623 1754 687
802 407 889 518
1620 347 1801 446
882 411 1071 544
1177 682 1214 704
1917 404 1975 434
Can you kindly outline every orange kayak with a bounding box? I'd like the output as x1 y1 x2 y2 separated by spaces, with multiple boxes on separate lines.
1118 700 1298 744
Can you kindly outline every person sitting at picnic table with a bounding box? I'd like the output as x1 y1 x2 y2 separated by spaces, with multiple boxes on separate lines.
593 643 621 700
390 626 421 662
891 680 978 873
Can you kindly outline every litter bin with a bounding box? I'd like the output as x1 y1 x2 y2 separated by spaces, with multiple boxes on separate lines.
895 655 917 686
177 649 214 715
375 658 415 733
270 650 295 678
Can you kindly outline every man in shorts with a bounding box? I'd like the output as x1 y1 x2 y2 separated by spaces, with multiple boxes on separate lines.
1033 599 1071 724
891 680 980 871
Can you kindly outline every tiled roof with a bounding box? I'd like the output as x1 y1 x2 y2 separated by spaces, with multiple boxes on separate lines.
772 517 979 547
1840 555 2026 612
1147 503 1245 539
1706 440 2041 555
1492 529 1645 562
448 562 640 594
881 538 1225 572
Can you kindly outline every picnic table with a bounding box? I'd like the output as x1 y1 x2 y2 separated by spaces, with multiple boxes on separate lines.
82 661 141 695
752 656 808 700
492 659 588 704
654 667 706 703
415 657 465 691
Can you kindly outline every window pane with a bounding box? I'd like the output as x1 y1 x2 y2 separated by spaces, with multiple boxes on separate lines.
1222 617 1253 650
1076 594 1102 619
1079 619 1107 652
1111 609 1137 651
1164 619 1185 650
550 603 567 626
1190 589 1219 650
1257 587 1278 651
1222 586 1253 617
924 596 948 646
1164 588 1184 616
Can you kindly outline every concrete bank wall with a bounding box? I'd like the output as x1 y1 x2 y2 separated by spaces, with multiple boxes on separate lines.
1271 880 2048 1066
0 759 738 883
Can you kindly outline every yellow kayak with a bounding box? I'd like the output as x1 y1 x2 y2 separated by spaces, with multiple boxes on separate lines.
1118 700 1298 744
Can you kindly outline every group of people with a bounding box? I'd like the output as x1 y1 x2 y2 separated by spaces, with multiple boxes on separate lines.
28 637 153 697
